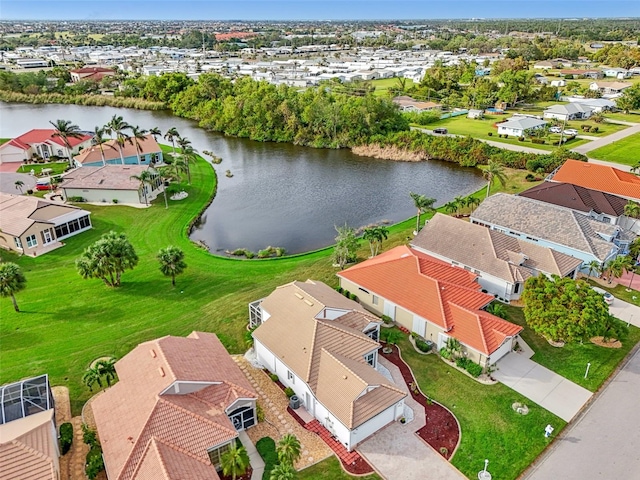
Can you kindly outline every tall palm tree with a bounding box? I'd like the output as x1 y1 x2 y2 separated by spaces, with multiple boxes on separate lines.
587 260 601 278
93 126 109 166
269 463 296 480
409 192 436 234
362 226 389 257
148 127 162 142
14 180 24 193
624 200 640 232
605 256 632 284
157 246 187 286
49 119 84 168
104 115 132 165
164 127 180 157
160 159 187 183
130 170 155 206
0 262 27 312
277 434 302 467
483 160 507 198
454 195 466 216
157 169 169 209
444 201 458 215
130 126 149 164
220 443 250 480
467 196 481 212
180 145 197 185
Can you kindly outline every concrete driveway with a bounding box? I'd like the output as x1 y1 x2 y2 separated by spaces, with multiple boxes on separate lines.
572 123 640 155
0 172 36 194
608 296 640 328
493 342 592 422
524 347 640 480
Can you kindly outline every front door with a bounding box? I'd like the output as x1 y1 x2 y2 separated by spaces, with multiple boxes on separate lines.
305 392 314 416
43 229 53 245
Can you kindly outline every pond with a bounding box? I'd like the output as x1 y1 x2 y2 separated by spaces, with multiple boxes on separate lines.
0 102 485 254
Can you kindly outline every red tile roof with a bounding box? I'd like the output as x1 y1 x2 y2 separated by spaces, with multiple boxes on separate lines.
70 67 115 74
9 129 92 149
552 160 640 201
338 246 522 356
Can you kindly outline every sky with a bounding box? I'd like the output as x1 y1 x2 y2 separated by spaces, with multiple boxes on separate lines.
1 0 639 21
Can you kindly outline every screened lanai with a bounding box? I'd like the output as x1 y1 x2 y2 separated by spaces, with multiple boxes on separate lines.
0 374 54 425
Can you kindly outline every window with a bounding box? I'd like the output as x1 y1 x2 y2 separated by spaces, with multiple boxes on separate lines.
372 295 379 305
26 234 37 248
514 283 521 294
287 370 294 384
208 442 232 469
364 352 376 367
14 237 22 249
41 229 53 244
228 405 256 431
365 328 379 342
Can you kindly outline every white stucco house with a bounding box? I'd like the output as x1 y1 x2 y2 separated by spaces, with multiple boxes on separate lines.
250 280 406 452
543 103 593 121
497 117 547 137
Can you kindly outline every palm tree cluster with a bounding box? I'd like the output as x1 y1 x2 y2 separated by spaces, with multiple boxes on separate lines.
362 225 389 257
443 195 481 217
409 192 436 234
269 434 302 480
82 357 117 392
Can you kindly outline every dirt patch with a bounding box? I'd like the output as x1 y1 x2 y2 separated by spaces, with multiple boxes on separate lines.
351 144 427 162
590 336 622 348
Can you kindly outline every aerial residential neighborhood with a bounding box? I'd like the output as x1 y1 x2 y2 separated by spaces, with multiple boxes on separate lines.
1 6 640 480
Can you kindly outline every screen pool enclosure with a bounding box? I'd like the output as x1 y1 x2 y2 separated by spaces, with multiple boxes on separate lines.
0 374 54 425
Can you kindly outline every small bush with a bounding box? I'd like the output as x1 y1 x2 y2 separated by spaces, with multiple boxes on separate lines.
487 132 493 136
381 314 393 324
465 362 483 378
59 422 73 455
456 357 470 369
256 404 265 422
256 437 278 479
274 247 286 257
581 125 591 132
439 348 451 359
68 196 85 202
440 447 449 456
336 287 344 294
270 374 279 382
82 424 98 447
531 138 546 144
518 136 525 142
525 173 536 181
112 198 118 204
349 293 357 301
284 387 295 398
258 248 271 258
411 332 419 339
85 445 104 480
504 134 509 139
26 189 33 195
244 250 255 259
592 126 599 133
415 339 432 353
342 289 351 298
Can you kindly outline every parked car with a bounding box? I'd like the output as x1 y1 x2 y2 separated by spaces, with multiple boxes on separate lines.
563 129 578 136
35 178 52 191
549 126 562 133
592 286 614 305
433 128 448 135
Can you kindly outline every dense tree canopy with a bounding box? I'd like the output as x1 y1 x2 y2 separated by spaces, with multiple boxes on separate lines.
76 231 139 287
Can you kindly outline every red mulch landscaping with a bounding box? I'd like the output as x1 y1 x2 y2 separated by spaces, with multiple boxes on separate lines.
219 467 252 480
382 345 460 459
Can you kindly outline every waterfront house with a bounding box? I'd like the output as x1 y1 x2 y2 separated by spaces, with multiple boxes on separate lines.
0 193 92 257
92 332 257 480
69 66 116 82
338 246 523 367
73 135 163 167
0 129 93 165
250 280 406 452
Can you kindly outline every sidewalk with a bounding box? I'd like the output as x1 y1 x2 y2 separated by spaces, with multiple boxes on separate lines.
239 430 265 480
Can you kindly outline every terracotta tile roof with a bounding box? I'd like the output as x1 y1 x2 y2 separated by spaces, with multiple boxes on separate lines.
253 280 405 429
60 165 155 191
0 192 83 237
12 129 92 148
552 159 640 200
412 213 582 282
519 181 628 217
471 193 627 262
73 136 160 164
0 410 57 480
71 67 115 74
132 437 219 480
338 246 522 356
92 332 255 480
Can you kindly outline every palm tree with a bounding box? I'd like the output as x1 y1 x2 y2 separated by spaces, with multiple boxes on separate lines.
82 366 103 392
14 180 24 193
277 434 302 467
409 192 436 234
486 302 508 319
93 126 109 166
94 358 117 386
483 160 507 198
587 260 602 278
0 262 27 312
164 127 180 157
362 226 389 257
49 119 84 168
269 463 296 480
104 115 132 165
444 201 457 215
605 256 633 284
160 159 187 183
148 127 162 142
157 169 169 209
130 170 155 206
179 143 196 185
157 246 187 286
454 195 466 216
220 443 250 480
467 196 481 212
624 200 640 232
130 126 148 164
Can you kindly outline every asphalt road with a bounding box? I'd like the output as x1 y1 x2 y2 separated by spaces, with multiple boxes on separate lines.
0 172 36 194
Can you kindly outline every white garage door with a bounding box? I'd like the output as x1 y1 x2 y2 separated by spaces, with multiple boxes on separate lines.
490 337 514 364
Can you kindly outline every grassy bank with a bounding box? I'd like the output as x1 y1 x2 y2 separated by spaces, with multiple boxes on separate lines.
0 91 165 110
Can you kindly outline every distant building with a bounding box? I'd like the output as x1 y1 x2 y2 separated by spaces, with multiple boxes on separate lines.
0 129 93 165
70 67 116 83
392 96 442 112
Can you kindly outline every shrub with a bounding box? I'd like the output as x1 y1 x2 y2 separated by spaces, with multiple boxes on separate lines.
525 173 536 181
274 247 286 257
85 445 104 480
284 387 295 398
581 125 592 132
256 404 265 422
465 362 484 378
381 314 393 324
439 347 451 359
270 374 279 382
518 136 525 142
26 189 33 195
504 134 509 139
415 339 432 353
336 287 344 294
487 132 493 136
82 424 98 447
68 196 85 202
349 293 357 301
244 250 255 259
256 437 278 479
112 198 118 204
410 332 419 339
440 447 449 456
456 357 470 369
592 126 599 133
531 138 546 144
258 248 272 258
59 422 74 455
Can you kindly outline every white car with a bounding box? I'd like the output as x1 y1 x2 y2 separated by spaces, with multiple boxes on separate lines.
563 129 578 136
549 126 562 134
592 286 614 305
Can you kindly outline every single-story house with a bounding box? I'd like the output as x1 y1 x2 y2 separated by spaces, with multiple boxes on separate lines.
589 81 632 94
392 96 442 112
602 67 631 79
0 192 92 257
73 135 163 167
497 117 547 137
467 109 484 119
533 60 561 70
550 79 565 87
564 98 616 112
550 159 640 202
338 246 523 368
92 332 257 480
0 374 59 480
411 213 582 302
0 129 93 165
543 103 593 121
251 280 406 452
69 67 116 83
470 193 632 271
60 165 164 205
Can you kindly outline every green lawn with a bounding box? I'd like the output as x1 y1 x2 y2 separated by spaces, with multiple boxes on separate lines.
299 457 381 480
397 335 565 480
17 161 69 176
604 112 640 124
370 77 400 97
504 306 640 391
588 133 640 166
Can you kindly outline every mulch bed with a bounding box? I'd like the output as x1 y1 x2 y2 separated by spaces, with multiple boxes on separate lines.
382 345 460 459
219 467 252 480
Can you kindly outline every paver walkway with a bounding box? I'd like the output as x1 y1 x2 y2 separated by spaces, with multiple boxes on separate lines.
524 347 640 480
493 340 592 422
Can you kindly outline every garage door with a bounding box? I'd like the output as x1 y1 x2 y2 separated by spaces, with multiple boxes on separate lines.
490 337 514 364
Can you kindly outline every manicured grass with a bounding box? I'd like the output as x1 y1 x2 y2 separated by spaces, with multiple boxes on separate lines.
588 133 640 166
605 112 640 123
584 279 640 306
397 335 565 480
299 457 381 480
370 77 400 97
504 306 640 392
17 161 69 176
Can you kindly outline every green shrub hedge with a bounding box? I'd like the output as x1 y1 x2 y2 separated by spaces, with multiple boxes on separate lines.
59 422 73 455
256 437 278 480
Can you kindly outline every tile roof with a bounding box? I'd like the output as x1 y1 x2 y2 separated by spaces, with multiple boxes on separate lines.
0 192 83 237
471 193 624 262
10 129 92 149
412 213 583 283
73 136 160 164
92 332 255 480
338 246 522 356
519 182 628 217
253 280 405 429
551 160 640 201
60 165 155 191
